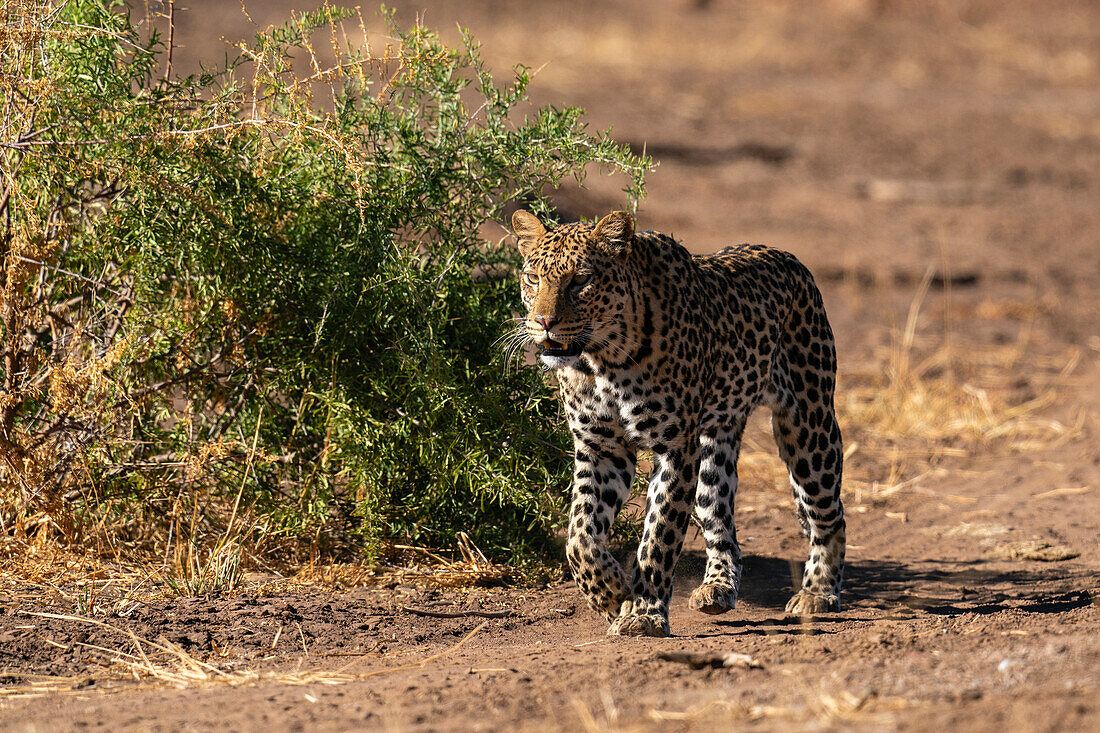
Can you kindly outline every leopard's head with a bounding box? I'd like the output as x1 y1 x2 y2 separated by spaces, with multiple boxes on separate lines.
511 209 634 369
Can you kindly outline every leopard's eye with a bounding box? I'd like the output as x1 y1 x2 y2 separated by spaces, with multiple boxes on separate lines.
523 272 540 287
571 272 591 288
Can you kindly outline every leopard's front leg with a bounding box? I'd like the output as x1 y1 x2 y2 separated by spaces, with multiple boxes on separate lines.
609 444 699 638
565 435 637 624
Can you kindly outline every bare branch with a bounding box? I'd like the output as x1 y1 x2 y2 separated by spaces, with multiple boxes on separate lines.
163 0 175 86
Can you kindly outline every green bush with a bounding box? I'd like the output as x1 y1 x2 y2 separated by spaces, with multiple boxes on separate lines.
0 0 650 572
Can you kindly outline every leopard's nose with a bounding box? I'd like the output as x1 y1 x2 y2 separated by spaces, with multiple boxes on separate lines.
533 315 559 330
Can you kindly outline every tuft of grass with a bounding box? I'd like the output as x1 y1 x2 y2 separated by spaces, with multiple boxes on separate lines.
161 540 243 597
838 269 1081 501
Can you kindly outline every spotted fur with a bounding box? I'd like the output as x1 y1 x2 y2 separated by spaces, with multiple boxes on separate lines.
510 210 845 637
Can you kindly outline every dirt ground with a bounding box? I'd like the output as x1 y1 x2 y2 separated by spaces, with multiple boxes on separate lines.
3 1 1099 730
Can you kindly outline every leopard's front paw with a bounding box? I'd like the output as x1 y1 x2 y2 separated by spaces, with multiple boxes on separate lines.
784 591 840 616
689 583 738 615
607 613 669 638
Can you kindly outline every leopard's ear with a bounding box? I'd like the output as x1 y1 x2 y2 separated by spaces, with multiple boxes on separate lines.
511 210 546 256
593 211 635 258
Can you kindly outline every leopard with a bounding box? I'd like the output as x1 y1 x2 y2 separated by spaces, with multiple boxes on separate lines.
509 208 846 638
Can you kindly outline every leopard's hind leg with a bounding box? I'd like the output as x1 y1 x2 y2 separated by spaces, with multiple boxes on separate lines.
770 303 845 615
689 425 745 615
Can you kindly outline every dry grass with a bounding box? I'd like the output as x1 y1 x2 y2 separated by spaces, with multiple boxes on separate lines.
160 538 245 597
290 533 510 589
836 271 1079 502
560 686 910 732
0 610 488 704
920 522 1081 564
0 536 153 616
841 344 1079 457
986 539 1079 562
0 532 503 707
0 531 510 622
0 536 119 588
0 531 245 611
846 269 1076 446
645 688 909 727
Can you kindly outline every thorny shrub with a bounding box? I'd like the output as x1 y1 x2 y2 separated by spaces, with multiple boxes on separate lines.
0 0 651 575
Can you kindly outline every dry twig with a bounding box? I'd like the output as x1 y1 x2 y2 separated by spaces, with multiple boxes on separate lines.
402 606 510 619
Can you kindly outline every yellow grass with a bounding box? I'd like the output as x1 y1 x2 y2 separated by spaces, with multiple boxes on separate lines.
845 269 1075 446
290 532 509 589
0 611 488 704
835 268 1081 501
0 529 510 621
559 685 910 732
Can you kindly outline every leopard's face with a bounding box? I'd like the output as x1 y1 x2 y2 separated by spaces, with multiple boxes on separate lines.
520 230 620 368
511 211 634 369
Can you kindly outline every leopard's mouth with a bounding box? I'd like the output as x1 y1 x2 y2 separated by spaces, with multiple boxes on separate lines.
541 334 587 358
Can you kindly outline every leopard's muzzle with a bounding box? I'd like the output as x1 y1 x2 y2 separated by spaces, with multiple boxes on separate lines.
538 332 590 368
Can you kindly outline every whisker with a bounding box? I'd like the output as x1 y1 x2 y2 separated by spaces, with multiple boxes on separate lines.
491 330 525 351
496 328 536 375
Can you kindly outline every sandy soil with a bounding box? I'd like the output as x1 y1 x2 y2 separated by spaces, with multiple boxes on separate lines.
2 1 1099 730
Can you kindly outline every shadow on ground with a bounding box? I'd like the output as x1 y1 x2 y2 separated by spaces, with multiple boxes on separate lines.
676 550 1095 618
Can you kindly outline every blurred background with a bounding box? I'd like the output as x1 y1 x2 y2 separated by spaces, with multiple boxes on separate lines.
159 0 1099 267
